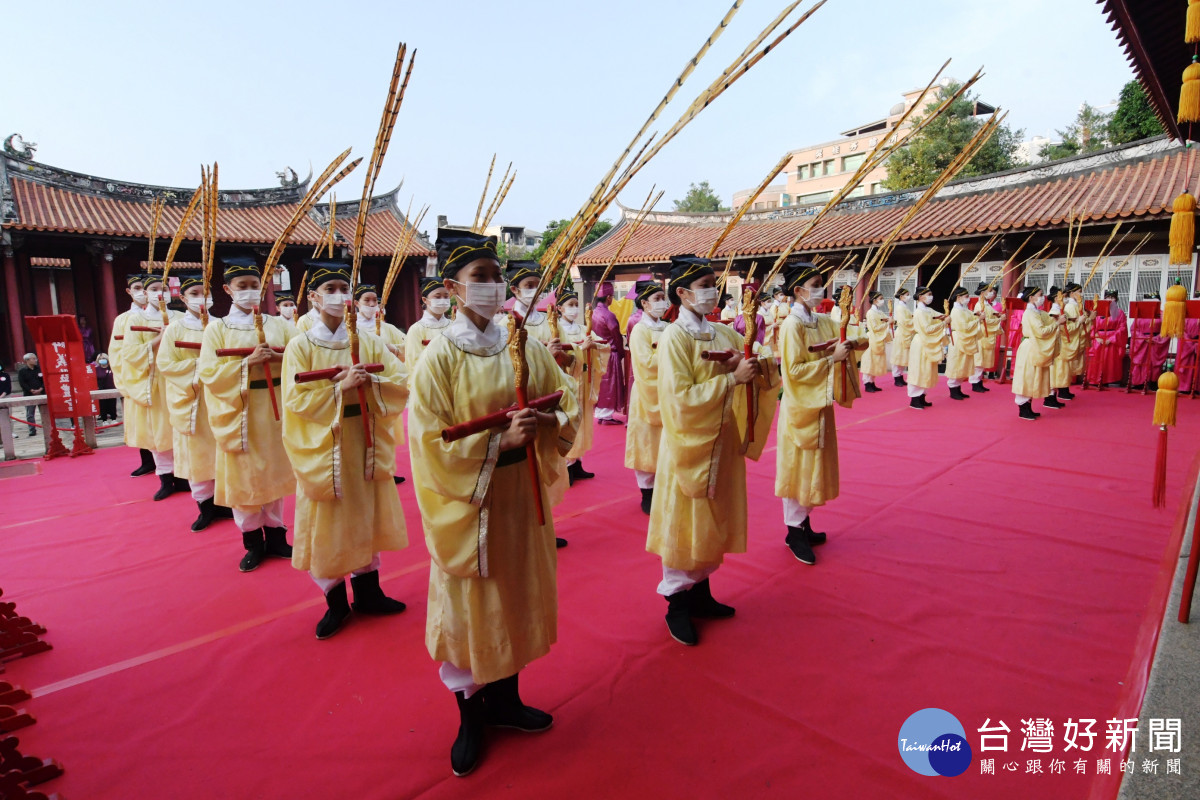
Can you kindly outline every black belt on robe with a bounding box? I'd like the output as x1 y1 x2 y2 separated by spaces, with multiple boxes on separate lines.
496 448 527 468
343 404 362 419
248 377 282 390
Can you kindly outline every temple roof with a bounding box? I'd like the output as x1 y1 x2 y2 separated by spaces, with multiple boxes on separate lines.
0 153 432 257
1097 0 1187 142
575 137 1194 266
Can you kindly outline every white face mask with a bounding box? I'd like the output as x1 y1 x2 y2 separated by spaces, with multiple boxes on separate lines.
320 293 349 317
562 306 579 322
147 289 165 305
131 290 148 305
453 280 507 319
279 305 296 320
519 288 538 303
359 305 378 320
428 298 451 314
231 289 260 309
805 287 825 302
649 300 670 318
186 296 214 313
922 295 933 305
687 286 720 315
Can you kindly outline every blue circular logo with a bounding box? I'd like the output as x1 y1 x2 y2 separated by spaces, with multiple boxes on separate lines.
898 708 973 777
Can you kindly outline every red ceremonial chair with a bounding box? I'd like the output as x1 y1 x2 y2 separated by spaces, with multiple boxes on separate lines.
1127 301 1161 394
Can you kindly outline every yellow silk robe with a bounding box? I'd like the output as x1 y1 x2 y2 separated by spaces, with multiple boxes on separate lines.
907 305 946 390
559 319 609 460
366 317 406 360
646 313 780 572
624 316 667 473
198 313 298 508
155 315 216 483
120 309 182 453
296 309 319 333
282 328 409 580
409 321 580 685
1065 299 1089 377
776 311 859 508
107 308 137 396
862 305 892 378
1012 308 1059 399
403 314 452 367
1051 302 1084 389
976 300 1002 371
892 302 915 368
945 304 982 381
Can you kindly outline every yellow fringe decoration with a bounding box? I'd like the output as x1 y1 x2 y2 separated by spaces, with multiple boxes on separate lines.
1154 371 1179 427
1162 283 1188 339
1180 61 1200 123
1169 192 1196 265
1189 0 1200 44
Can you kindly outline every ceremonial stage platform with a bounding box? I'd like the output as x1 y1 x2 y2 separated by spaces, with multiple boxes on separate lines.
2 384 1198 799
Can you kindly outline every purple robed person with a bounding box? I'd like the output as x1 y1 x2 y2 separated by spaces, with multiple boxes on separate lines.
592 282 627 420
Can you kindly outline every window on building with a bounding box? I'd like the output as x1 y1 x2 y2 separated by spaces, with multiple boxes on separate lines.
781 195 791 207
822 160 834 176
799 190 833 205
797 165 808 180
870 182 882 195
848 186 866 198
841 153 866 173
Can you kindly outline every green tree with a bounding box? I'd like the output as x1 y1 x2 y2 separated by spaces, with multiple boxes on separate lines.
1107 80 1164 145
672 181 729 212
530 219 614 262
882 82 1025 191
1039 102 1112 161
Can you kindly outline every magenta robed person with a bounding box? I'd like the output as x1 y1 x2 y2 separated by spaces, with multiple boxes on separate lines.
592 282 628 423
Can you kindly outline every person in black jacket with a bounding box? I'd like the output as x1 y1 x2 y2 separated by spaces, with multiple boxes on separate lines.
17 353 44 436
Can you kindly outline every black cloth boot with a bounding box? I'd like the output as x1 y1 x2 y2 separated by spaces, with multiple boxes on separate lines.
863 381 881 393
802 516 827 545
173 476 191 493
665 591 697 645
191 498 217 532
971 381 989 393
949 385 969 400
349 570 406 614
909 396 925 411
263 527 293 559
482 674 553 732
238 529 266 573
687 578 735 618
1058 387 1076 400
131 449 155 477
1018 401 1038 421
1044 395 1064 410
153 472 180 501
786 526 816 565
640 488 653 515
315 580 351 640
393 475 406 485
215 504 234 519
567 461 595 484
451 690 486 777
555 537 568 549
921 396 933 407
894 375 907 387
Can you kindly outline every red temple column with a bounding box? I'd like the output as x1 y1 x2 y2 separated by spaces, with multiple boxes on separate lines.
98 247 118 340
4 246 25 356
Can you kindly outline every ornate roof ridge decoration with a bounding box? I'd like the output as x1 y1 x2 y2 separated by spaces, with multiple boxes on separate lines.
614 136 1181 231
1 154 311 207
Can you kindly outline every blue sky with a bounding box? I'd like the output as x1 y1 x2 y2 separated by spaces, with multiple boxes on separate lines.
2 0 1135 232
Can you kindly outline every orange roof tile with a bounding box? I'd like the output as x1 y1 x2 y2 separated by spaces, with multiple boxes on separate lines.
575 141 1198 266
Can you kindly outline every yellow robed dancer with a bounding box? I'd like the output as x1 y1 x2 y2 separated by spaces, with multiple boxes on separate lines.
198 255 298 573
775 263 868 566
973 282 1003 378
860 290 892 392
1012 285 1063 421
281 262 410 640
408 229 579 776
274 291 298 325
109 272 157 477
120 269 187 501
155 274 232 531
554 286 609 485
403 276 454 367
945 285 984 400
1047 285 1084 408
646 255 780 647
905 285 946 410
890 286 915 386
625 279 670 514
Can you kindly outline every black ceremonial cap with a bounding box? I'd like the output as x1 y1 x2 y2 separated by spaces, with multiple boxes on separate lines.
667 255 713 305
435 228 499 279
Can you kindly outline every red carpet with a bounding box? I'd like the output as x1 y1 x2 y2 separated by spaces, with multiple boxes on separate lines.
2 382 1197 799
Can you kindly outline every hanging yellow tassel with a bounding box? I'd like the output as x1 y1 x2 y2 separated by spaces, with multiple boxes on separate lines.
1162 283 1188 338
1189 0 1200 44
1154 371 1179 426
1169 192 1196 265
1180 61 1200 123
